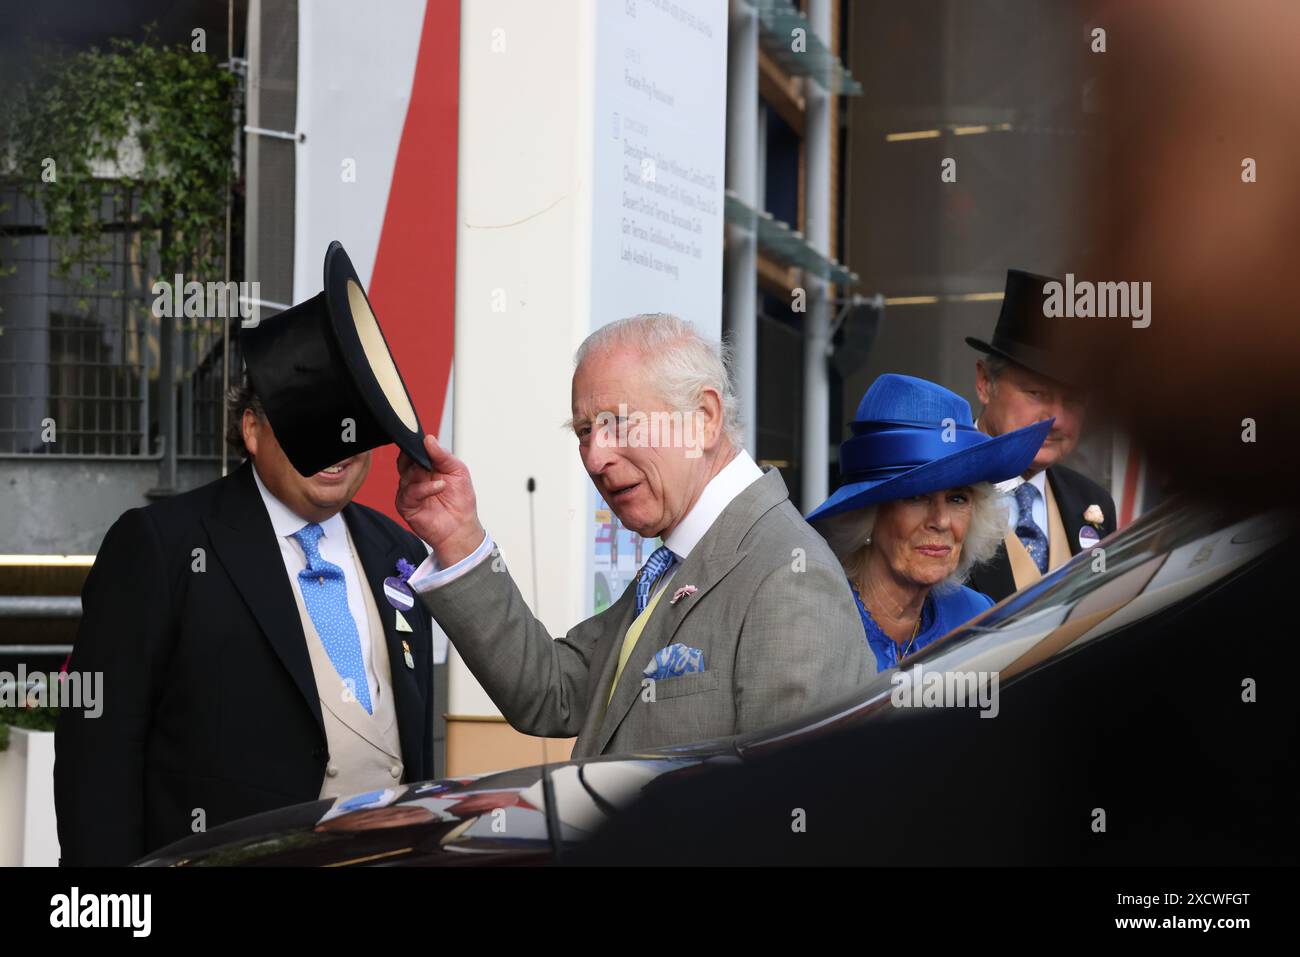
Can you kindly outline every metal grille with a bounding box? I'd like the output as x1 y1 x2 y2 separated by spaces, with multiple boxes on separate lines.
0 182 233 458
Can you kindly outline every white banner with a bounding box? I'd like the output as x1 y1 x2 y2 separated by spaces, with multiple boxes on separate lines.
293 0 427 298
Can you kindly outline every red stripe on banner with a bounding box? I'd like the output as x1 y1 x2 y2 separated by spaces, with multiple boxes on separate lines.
356 0 460 520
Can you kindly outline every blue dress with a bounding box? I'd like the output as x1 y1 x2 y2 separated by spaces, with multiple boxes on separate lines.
849 580 995 673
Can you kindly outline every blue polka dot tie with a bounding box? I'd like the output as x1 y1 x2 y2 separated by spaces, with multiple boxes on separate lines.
635 545 676 614
292 522 372 715
1014 482 1049 575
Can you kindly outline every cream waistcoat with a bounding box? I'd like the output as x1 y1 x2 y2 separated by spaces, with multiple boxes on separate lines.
287 524 406 799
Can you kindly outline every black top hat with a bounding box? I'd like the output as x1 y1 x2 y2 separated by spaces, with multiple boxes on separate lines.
239 241 432 476
965 269 1084 389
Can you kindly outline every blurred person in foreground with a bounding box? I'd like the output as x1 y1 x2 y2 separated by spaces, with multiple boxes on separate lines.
1071 0 1300 501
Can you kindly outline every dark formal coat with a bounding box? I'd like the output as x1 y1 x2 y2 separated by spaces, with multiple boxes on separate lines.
967 464 1118 603
54 462 435 865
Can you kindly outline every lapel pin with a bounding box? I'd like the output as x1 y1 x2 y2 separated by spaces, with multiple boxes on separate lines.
669 584 698 605
384 557 418 611
395 610 413 633
401 639 415 670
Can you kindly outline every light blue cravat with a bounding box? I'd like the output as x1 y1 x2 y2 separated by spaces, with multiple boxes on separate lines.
634 545 676 614
292 522 372 715
1014 482 1049 574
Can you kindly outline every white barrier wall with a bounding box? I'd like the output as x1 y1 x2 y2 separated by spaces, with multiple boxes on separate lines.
0 730 59 866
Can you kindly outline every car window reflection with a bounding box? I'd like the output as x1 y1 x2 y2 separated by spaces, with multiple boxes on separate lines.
735 500 1293 756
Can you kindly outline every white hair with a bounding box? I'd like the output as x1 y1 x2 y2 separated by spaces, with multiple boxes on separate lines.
977 354 1011 401
811 482 1009 593
572 313 744 449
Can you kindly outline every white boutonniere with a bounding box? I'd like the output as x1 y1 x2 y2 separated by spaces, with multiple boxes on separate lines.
1078 504 1106 550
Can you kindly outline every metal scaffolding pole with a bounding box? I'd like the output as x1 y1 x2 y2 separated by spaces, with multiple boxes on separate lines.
802 0 832 510
725 0 759 455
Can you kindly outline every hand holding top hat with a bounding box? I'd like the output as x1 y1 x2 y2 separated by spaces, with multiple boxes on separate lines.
240 241 433 476
395 434 486 568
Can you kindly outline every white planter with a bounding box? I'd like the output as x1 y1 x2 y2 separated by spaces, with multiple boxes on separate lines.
0 728 60 867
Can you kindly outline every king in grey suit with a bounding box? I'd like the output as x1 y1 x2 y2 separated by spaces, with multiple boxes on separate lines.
394 314 869 757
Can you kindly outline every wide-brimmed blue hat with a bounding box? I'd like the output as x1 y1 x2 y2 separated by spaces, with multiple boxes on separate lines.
806 374 1052 523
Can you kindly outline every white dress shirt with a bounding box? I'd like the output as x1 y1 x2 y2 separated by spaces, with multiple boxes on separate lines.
662 448 764 559
408 449 766 597
253 465 379 704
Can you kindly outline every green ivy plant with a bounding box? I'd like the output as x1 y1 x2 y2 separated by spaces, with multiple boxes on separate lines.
0 705 60 751
3 27 234 301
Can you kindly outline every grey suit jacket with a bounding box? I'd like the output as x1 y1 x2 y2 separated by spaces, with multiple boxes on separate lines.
417 467 869 757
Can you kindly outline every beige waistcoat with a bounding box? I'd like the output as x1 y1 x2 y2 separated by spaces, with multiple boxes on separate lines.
287 525 406 799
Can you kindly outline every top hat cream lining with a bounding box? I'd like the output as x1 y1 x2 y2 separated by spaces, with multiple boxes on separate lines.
347 279 419 433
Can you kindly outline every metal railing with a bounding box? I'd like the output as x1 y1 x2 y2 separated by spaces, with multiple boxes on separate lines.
0 182 234 462
0 597 80 656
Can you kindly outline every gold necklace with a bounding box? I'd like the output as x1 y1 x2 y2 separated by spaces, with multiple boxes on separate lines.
854 576 923 661
898 609 922 660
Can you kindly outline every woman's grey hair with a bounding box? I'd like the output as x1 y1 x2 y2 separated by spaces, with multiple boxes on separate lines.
224 376 264 458
812 482 1009 593
572 313 744 449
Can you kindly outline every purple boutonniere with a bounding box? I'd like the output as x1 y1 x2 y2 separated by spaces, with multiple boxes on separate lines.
385 558 419 611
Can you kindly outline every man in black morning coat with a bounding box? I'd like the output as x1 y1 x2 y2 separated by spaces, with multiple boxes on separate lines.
965 269 1118 602
54 383 435 865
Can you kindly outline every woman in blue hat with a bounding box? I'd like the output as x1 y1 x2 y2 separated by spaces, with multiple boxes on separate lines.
807 374 1052 673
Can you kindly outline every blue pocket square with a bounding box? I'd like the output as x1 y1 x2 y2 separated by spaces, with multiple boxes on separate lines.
643 643 705 681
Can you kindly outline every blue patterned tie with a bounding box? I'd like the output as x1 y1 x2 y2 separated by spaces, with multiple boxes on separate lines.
634 545 676 614
291 523 372 715
1014 483 1049 574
